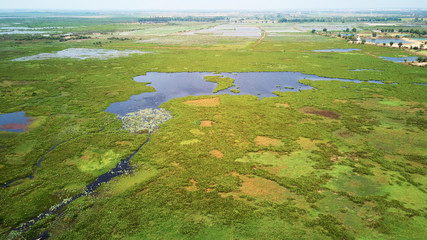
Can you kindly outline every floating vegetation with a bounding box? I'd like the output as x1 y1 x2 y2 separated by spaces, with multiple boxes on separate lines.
120 108 173 133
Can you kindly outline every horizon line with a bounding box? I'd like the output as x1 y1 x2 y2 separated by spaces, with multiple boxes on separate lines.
1 8 426 12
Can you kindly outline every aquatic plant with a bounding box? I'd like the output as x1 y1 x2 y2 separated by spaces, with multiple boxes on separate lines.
120 108 173 133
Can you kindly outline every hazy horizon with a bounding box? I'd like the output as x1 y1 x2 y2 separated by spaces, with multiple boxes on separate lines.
2 0 427 11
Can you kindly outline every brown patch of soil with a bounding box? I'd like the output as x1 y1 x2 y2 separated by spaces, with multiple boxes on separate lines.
210 149 224 158
275 103 290 108
302 107 339 119
333 99 347 103
184 97 220 107
200 120 213 127
254 136 282 146
184 179 198 191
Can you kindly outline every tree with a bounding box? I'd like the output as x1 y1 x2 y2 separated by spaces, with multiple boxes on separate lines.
372 32 377 37
323 28 327 32
345 28 350 32
390 41 394 46
398 42 403 48
362 39 366 44
312 29 316 34
352 28 357 32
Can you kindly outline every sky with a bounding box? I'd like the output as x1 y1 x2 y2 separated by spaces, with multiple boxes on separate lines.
1 0 426 10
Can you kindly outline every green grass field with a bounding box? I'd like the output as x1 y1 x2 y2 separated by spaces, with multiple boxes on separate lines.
0 14 426 240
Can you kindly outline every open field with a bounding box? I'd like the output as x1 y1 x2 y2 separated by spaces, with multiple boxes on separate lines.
0 11 426 240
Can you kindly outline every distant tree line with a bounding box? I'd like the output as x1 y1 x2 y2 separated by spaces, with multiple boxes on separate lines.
398 28 427 35
379 28 427 35
138 16 226 24
278 17 402 23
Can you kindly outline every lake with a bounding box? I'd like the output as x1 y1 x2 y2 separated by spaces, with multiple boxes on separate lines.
313 48 360 52
105 72 384 116
0 111 30 132
366 39 409 44
379 56 418 63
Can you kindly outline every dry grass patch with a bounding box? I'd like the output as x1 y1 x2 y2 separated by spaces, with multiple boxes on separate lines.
184 97 220 107
200 120 213 127
333 99 347 103
239 175 290 202
180 139 200 145
275 103 290 108
254 136 283 146
296 137 321 150
210 149 224 158
184 179 198 191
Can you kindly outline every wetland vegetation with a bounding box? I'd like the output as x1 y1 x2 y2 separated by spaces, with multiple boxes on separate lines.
0 9 426 240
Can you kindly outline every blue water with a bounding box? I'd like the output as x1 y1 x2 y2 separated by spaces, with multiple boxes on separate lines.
349 69 382 71
0 111 30 132
414 83 427 86
313 48 360 52
366 39 409 44
412 38 427 41
368 80 384 84
379 56 418 63
105 72 385 116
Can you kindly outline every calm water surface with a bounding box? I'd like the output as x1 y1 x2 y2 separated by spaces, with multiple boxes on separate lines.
0 111 30 132
105 72 379 115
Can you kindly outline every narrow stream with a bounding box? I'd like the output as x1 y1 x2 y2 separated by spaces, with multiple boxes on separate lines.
12 133 152 234
1 144 59 188
2 122 113 188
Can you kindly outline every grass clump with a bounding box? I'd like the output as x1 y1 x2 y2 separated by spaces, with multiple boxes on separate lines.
204 75 235 93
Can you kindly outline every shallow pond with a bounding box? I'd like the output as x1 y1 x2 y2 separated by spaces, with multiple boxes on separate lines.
12 48 149 61
379 56 418 63
0 30 52 35
105 72 385 116
366 39 409 44
0 111 30 132
313 48 360 52
349 69 382 71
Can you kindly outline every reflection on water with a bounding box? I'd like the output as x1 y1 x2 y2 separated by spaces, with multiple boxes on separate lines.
0 111 30 132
